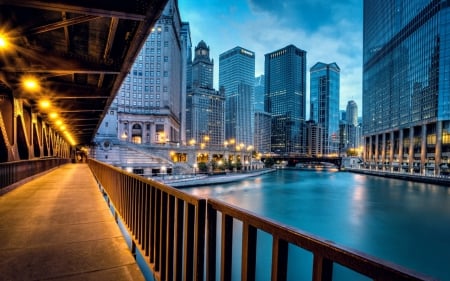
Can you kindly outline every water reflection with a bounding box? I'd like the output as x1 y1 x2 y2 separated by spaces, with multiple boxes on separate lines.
182 170 450 280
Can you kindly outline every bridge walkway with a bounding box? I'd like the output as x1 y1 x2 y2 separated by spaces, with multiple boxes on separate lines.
0 163 144 281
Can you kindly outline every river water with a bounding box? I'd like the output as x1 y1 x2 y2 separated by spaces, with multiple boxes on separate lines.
183 169 450 280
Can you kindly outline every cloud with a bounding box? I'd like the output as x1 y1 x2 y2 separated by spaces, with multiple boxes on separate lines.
179 0 363 115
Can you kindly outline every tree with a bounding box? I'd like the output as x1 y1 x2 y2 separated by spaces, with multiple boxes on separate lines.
264 157 275 168
198 162 208 173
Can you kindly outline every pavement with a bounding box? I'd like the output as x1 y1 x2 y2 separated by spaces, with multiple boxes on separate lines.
0 163 144 281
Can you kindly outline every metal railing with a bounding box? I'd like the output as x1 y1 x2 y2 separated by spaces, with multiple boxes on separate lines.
0 157 69 190
88 159 435 281
89 159 206 281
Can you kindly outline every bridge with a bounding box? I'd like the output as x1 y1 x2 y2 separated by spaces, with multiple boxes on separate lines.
261 155 342 168
0 1 435 280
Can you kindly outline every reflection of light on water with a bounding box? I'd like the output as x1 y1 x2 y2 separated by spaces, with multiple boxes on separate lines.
351 185 366 226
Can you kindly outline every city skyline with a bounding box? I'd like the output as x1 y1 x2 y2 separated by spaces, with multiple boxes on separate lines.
178 0 363 115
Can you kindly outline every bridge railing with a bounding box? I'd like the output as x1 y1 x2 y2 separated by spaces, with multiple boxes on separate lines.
88 158 435 281
206 198 433 281
88 158 206 281
0 157 69 190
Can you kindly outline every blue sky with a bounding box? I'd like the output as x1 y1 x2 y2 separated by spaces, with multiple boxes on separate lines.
178 0 363 115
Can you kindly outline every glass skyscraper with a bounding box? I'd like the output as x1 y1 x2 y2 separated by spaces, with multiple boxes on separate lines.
310 62 340 156
219 47 255 147
265 45 307 154
363 0 450 174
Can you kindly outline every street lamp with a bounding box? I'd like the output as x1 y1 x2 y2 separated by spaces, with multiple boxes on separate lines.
161 165 166 182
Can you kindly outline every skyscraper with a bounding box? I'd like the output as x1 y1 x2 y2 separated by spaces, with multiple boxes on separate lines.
343 100 359 151
186 41 225 147
254 75 271 153
363 0 450 174
310 62 340 155
265 45 307 154
346 100 358 126
219 47 255 147
180 22 192 145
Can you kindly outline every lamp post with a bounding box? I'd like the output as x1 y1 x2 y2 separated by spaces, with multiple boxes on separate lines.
247 145 254 171
161 165 166 182
193 163 197 176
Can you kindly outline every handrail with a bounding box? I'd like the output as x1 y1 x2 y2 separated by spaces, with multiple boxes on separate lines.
88 159 206 281
206 198 435 281
0 157 70 190
88 158 436 281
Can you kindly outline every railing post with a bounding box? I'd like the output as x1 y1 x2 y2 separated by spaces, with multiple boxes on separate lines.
271 236 288 281
312 255 333 281
165 194 175 281
220 214 233 281
184 203 195 281
206 203 217 281
194 199 206 281
241 222 257 281
174 198 184 281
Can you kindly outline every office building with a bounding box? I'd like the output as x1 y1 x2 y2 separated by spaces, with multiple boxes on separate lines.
306 120 323 156
186 41 225 147
253 75 271 153
363 0 450 174
310 62 340 155
254 75 265 112
344 100 359 151
219 47 255 147
105 0 185 145
179 22 192 145
265 45 307 154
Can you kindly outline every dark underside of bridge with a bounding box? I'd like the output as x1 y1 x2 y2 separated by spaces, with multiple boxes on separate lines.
0 0 168 146
261 156 342 167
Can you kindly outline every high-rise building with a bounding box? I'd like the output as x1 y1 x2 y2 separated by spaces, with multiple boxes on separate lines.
219 47 255 147
106 0 184 145
253 75 271 153
346 100 358 126
310 62 340 155
180 22 192 145
363 0 450 174
306 120 323 156
254 75 265 112
265 45 307 154
344 100 359 150
186 41 225 147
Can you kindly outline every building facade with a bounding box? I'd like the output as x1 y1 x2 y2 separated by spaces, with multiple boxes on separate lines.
265 45 307 154
186 41 225 147
363 0 450 174
310 62 340 155
253 75 271 153
219 47 255 147
107 0 184 145
306 120 323 157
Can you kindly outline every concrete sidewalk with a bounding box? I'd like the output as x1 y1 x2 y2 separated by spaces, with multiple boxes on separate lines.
0 164 144 281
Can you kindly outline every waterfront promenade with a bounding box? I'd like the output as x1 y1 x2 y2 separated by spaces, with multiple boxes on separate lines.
345 167 450 186
160 168 276 187
0 164 144 281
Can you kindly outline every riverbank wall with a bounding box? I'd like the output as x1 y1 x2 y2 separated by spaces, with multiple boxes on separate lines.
165 169 276 188
346 168 450 187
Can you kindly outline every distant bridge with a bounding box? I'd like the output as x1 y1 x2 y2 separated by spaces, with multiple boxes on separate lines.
261 155 342 168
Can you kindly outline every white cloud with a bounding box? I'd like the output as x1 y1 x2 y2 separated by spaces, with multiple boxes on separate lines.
180 0 363 116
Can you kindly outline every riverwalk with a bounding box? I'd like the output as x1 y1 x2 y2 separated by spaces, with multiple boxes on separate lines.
161 168 276 187
345 167 450 186
0 164 144 281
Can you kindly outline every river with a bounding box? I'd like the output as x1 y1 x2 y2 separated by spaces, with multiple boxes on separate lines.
183 169 450 280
